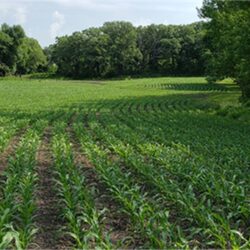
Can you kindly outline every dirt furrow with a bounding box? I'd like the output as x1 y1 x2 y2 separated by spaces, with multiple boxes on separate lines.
34 128 71 250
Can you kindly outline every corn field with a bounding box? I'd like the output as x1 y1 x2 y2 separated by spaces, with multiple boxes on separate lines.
0 78 249 249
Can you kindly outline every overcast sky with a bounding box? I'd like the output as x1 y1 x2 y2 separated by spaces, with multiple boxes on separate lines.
0 0 203 47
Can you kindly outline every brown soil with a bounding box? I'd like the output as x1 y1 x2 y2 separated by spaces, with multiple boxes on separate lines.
33 128 72 250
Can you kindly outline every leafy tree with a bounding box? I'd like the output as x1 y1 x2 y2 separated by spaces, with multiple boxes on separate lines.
51 35 72 77
52 21 143 78
17 37 47 74
137 24 163 73
75 28 111 77
102 21 142 76
0 31 12 76
0 24 25 75
175 23 205 76
0 23 45 76
51 21 206 78
137 23 205 76
200 0 250 99
157 26 181 74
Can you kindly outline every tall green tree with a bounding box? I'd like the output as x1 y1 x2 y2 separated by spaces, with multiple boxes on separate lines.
200 0 250 99
102 21 142 76
52 21 143 78
52 30 110 78
0 24 25 75
137 23 205 76
76 28 111 77
51 21 206 78
176 23 205 76
0 31 12 75
17 37 47 74
137 24 164 73
157 26 181 74
51 35 72 77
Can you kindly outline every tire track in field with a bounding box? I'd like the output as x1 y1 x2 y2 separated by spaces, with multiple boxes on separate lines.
34 128 71 250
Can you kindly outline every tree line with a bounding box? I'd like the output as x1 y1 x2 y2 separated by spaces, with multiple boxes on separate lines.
46 21 205 78
0 0 249 99
0 22 205 78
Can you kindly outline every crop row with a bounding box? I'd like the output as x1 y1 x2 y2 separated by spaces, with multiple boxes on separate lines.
73 116 189 249
145 83 228 91
81 112 250 249
0 120 47 249
0 101 249 249
51 121 112 249
0 119 29 153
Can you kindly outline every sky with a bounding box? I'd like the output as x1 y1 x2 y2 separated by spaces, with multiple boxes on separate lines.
0 0 204 47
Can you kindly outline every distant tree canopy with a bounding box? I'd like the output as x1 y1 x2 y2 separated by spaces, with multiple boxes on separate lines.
137 22 205 76
0 23 46 76
48 21 206 78
200 0 250 99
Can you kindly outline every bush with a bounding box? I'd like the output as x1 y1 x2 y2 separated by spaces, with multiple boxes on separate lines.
0 63 10 77
205 76 217 84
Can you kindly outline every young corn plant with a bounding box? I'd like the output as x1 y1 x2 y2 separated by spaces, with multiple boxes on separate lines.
52 122 112 249
73 122 188 249
0 120 46 249
0 119 29 153
89 112 250 249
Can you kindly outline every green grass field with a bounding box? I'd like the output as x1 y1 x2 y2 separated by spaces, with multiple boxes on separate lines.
0 77 249 249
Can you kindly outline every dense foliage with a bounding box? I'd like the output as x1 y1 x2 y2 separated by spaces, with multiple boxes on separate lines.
0 24 46 76
17 38 47 74
48 21 206 78
200 0 250 99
